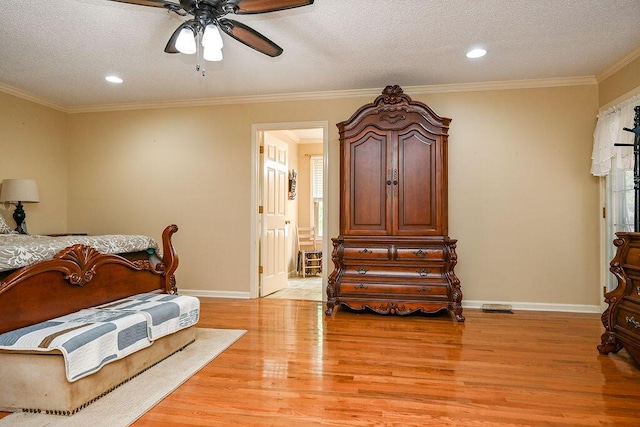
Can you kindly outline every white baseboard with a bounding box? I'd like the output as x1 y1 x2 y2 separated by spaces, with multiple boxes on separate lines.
175 292 602 314
463 300 601 314
178 289 251 299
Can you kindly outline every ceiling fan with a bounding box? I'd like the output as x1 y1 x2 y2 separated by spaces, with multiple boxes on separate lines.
109 0 314 74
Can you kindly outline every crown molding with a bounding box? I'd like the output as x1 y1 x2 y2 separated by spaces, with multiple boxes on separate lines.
0 83 68 113
597 45 640 83
66 76 597 113
1 76 597 115
405 76 596 94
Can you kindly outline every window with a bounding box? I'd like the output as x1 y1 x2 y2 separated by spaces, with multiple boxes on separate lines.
593 93 639 292
606 158 634 290
310 156 323 237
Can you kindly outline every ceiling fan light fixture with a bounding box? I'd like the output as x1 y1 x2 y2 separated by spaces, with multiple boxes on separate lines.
202 24 223 50
176 27 197 54
115 0 315 73
203 47 223 62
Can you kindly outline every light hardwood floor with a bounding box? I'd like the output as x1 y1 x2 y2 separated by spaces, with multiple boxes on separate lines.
3 299 638 426
136 299 638 426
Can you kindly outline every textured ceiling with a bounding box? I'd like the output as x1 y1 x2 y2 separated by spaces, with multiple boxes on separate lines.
1 0 639 109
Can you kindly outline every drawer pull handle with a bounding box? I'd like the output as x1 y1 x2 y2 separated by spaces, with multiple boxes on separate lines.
637 286 640 296
626 316 640 329
417 286 431 293
414 249 426 258
417 269 429 277
357 267 369 275
355 284 368 290
359 248 372 254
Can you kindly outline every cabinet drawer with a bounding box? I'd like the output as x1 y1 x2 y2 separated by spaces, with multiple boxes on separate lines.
343 264 445 279
615 298 640 339
396 247 445 261
342 246 390 260
339 281 449 297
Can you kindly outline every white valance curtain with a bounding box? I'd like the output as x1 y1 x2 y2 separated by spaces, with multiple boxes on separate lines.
591 93 640 176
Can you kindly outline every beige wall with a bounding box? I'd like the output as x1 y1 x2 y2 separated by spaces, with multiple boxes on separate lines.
1 82 602 307
63 84 600 306
423 86 599 304
0 91 68 234
598 55 640 107
296 143 323 230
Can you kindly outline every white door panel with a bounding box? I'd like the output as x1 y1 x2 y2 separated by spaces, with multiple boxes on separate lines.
260 134 289 296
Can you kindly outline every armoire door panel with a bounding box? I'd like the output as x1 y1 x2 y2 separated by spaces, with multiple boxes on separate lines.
346 131 389 234
395 129 440 235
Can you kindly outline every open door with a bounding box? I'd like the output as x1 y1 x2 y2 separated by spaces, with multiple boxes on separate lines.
259 133 289 297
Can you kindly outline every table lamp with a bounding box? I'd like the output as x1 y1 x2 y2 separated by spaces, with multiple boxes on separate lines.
0 179 40 234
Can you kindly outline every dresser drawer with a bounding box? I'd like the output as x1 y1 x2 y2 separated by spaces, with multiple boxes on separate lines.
342 246 390 260
343 264 445 279
615 298 640 339
396 247 446 261
339 281 449 297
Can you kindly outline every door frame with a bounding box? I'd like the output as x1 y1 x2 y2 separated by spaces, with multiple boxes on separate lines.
599 176 609 313
250 121 330 299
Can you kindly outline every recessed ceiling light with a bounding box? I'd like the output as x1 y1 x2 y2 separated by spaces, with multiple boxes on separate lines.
466 48 487 59
105 75 123 84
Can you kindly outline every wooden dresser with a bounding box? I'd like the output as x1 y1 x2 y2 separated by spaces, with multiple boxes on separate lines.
326 85 463 321
599 232 640 365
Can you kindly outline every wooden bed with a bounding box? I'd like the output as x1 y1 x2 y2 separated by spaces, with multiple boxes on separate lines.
0 224 197 415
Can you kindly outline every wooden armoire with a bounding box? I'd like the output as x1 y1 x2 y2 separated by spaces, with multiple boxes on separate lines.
326 85 464 321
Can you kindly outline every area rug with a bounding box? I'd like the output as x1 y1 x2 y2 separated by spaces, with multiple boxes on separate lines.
0 328 246 427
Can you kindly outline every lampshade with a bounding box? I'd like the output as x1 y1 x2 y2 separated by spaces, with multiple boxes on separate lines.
202 24 223 50
176 27 197 54
0 179 40 203
203 47 223 62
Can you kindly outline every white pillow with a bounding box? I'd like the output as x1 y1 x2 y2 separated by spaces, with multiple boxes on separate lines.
0 214 12 234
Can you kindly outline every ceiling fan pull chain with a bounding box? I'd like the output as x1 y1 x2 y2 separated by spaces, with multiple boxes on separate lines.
195 31 205 76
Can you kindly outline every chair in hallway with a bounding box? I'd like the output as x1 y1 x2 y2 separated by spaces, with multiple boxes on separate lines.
296 225 322 278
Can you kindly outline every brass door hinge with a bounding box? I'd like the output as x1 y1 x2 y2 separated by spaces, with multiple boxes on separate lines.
259 205 264 214
258 266 263 274
260 146 264 154
602 207 606 219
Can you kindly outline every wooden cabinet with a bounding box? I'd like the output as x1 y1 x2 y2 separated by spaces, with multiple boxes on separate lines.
599 232 640 366
326 85 463 321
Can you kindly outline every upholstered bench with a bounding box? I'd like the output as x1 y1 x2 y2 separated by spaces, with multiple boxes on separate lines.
0 293 199 415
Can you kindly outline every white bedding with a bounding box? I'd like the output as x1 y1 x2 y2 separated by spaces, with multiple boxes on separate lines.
0 233 159 272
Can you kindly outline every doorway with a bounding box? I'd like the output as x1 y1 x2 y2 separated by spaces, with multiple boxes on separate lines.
250 121 329 301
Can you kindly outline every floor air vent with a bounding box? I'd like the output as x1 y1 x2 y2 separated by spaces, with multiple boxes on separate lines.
481 304 513 314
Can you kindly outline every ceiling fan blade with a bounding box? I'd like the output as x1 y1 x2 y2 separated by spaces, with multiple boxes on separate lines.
218 18 283 57
108 0 181 8
233 0 314 14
